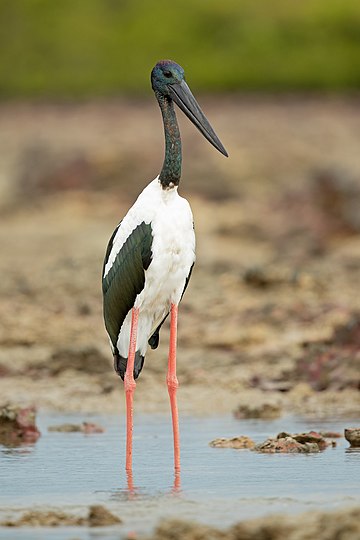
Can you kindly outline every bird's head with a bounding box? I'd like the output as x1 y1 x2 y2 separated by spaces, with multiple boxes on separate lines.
151 60 185 96
151 60 228 157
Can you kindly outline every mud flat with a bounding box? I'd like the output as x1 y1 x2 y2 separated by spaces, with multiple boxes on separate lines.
0 98 359 538
147 506 360 540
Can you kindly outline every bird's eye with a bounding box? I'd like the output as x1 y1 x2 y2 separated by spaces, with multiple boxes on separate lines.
164 71 172 78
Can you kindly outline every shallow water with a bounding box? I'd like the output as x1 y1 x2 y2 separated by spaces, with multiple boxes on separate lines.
1 412 359 539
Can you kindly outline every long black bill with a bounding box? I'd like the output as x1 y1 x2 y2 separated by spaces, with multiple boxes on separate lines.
169 80 228 157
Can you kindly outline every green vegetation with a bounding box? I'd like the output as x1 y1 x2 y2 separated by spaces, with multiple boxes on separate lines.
0 0 359 97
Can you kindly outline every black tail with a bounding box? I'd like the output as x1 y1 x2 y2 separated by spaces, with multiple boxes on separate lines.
113 351 145 380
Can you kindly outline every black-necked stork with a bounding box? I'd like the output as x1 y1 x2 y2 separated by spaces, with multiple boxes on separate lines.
102 60 228 472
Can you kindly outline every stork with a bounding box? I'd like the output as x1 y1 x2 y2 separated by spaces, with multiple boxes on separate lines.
102 60 228 472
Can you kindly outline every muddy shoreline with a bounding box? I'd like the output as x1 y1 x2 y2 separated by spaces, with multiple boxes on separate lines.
0 97 359 537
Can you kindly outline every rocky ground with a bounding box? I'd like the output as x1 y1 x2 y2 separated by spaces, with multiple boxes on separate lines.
0 96 359 418
146 506 360 540
0 96 359 536
0 506 359 539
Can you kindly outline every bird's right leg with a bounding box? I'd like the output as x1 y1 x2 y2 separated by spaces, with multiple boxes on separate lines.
124 307 139 471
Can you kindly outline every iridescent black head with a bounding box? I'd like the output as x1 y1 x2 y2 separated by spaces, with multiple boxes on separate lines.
151 60 185 97
151 60 228 157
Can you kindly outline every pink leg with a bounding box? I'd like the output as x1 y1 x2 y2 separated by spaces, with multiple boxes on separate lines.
167 303 180 471
172 469 181 494
124 307 139 471
126 469 135 497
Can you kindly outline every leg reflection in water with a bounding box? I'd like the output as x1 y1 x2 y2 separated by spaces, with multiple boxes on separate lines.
125 468 181 498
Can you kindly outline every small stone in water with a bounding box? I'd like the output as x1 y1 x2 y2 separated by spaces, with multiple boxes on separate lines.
344 428 360 447
319 431 342 438
0 403 40 446
48 422 104 433
292 430 328 450
82 422 105 434
209 436 255 449
88 505 122 526
48 423 82 432
254 430 329 453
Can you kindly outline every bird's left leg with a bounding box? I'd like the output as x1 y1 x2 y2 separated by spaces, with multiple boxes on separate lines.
124 307 139 471
167 303 180 471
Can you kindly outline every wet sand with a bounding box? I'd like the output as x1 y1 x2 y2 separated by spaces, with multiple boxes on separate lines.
0 97 359 537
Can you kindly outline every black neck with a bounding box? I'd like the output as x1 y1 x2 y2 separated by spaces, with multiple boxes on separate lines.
156 93 182 188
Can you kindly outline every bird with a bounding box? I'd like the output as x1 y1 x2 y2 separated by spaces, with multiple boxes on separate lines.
102 59 228 472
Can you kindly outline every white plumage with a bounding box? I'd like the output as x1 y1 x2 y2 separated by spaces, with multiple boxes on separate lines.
104 176 195 358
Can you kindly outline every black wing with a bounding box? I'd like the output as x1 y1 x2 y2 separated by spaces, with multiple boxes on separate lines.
102 221 153 352
148 262 194 350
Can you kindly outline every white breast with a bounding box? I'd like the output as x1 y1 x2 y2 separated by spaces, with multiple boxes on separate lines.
116 177 196 357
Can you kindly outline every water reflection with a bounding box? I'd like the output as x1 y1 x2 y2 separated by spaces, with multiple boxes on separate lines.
112 467 181 500
172 469 181 494
126 469 137 498
0 443 36 457
345 447 360 454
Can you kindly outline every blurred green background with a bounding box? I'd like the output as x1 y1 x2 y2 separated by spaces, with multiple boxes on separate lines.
0 0 359 98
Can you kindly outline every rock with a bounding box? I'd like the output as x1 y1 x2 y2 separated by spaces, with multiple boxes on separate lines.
254 431 328 453
48 422 104 433
276 431 292 438
2 510 86 527
151 519 224 540
82 422 105 434
88 505 122 527
345 428 360 448
209 436 255 449
254 436 320 453
0 403 40 446
292 430 328 451
234 402 282 420
48 423 82 432
147 506 360 539
319 431 342 439
1 506 121 527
